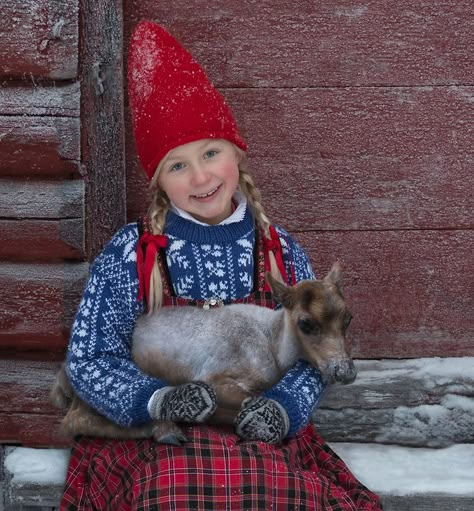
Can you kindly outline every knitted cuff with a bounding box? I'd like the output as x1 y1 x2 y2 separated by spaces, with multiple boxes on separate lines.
263 360 326 437
148 386 174 418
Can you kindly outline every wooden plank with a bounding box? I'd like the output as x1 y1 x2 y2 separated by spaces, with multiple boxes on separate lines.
317 359 474 447
0 81 80 117
0 262 88 351
0 360 59 415
0 116 80 177
380 494 474 511
297 230 474 358
0 219 84 261
320 358 474 447
5 479 65 510
125 0 474 87
81 0 127 259
5 481 64 510
125 86 474 229
0 414 66 448
0 0 79 80
0 180 83 220
227 86 474 159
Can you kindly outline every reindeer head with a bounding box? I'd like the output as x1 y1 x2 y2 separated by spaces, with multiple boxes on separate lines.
267 261 357 384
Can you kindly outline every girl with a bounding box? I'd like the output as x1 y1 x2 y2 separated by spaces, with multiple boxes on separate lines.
60 21 382 511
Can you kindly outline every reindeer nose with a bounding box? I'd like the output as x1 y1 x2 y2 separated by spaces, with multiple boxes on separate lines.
333 359 357 384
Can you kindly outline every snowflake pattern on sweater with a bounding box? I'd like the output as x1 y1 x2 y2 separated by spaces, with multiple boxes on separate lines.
67 208 322 428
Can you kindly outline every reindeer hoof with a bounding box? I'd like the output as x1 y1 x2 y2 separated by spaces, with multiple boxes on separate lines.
152 420 188 445
155 431 188 445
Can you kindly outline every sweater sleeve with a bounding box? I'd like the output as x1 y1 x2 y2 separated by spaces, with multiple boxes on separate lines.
66 224 168 427
263 226 327 436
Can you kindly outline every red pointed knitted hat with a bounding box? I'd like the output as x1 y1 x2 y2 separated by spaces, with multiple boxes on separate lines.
128 21 247 181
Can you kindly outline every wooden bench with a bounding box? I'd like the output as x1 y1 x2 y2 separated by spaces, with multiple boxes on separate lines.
2 357 473 510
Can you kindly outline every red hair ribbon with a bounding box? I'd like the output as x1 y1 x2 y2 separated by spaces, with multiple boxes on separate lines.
136 232 168 304
263 225 290 291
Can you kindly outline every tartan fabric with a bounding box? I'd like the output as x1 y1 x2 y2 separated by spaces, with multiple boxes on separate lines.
60 423 382 510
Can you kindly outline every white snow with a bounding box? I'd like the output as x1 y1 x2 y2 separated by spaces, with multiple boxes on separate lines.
330 443 474 496
354 357 474 385
4 443 474 496
4 447 69 485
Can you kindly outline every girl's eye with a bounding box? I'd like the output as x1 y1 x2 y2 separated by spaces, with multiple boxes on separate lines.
169 162 185 172
204 150 218 159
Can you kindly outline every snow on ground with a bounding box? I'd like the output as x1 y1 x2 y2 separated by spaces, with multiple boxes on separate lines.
4 443 474 496
4 447 69 485
330 443 474 496
354 357 474 385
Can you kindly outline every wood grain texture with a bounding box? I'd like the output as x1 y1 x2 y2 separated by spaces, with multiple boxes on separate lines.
0 413 65 447
0 0 79 79
125 0 474 87
381 495 474 511
0 219 84 261
0 262 88 351
0 81 80 117
81 0 127 259
0 116 80 177
125 86 474 228
317 359 474 447
0 180 83 219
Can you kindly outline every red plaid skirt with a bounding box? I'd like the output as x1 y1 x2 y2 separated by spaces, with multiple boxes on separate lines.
60 423 382 511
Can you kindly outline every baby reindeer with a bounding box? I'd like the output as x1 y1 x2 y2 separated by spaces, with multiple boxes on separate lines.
52 261 356 444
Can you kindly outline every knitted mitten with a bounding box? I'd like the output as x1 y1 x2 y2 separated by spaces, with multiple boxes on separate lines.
149 382 217 423
263 359 326 437
234 396 290 444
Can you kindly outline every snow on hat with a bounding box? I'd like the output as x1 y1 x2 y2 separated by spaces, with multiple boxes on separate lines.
128 21 247 181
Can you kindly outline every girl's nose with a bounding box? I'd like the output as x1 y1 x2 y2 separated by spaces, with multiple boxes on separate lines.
190 164 210 185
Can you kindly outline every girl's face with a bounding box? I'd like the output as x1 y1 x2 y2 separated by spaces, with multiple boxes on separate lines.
157 139 241 225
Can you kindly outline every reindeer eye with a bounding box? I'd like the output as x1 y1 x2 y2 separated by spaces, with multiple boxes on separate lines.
298 318 319 335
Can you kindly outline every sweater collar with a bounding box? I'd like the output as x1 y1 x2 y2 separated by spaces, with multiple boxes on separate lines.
165 204 254 244
169 191 247 226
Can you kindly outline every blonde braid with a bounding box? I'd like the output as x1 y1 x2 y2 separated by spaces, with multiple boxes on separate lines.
146 187 170 312
238 160 285 283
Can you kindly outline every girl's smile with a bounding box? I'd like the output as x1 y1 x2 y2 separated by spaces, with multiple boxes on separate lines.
157 139 241 225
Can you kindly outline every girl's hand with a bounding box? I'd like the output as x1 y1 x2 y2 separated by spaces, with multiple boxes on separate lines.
149 382 217 423
234 396 290 444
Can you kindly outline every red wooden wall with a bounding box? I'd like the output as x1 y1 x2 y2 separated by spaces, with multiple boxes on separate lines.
0 0 472 446
0 0 126 446
123 0 474 359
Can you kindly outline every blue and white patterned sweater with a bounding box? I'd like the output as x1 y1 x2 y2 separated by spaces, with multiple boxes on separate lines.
67 208 325 435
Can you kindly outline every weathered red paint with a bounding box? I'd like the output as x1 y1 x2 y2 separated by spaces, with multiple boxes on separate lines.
0 0 79 80
125 0 474 87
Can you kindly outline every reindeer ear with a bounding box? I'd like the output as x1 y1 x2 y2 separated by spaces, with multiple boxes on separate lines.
266 272 294 308
324 261 344 290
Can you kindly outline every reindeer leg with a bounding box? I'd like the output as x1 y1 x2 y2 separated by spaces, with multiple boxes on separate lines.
60 397 155 440
206 370 267 425
152 419 188 445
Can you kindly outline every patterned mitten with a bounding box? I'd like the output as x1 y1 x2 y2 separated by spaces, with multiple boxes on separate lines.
234 396 290 444
149 382 217 423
